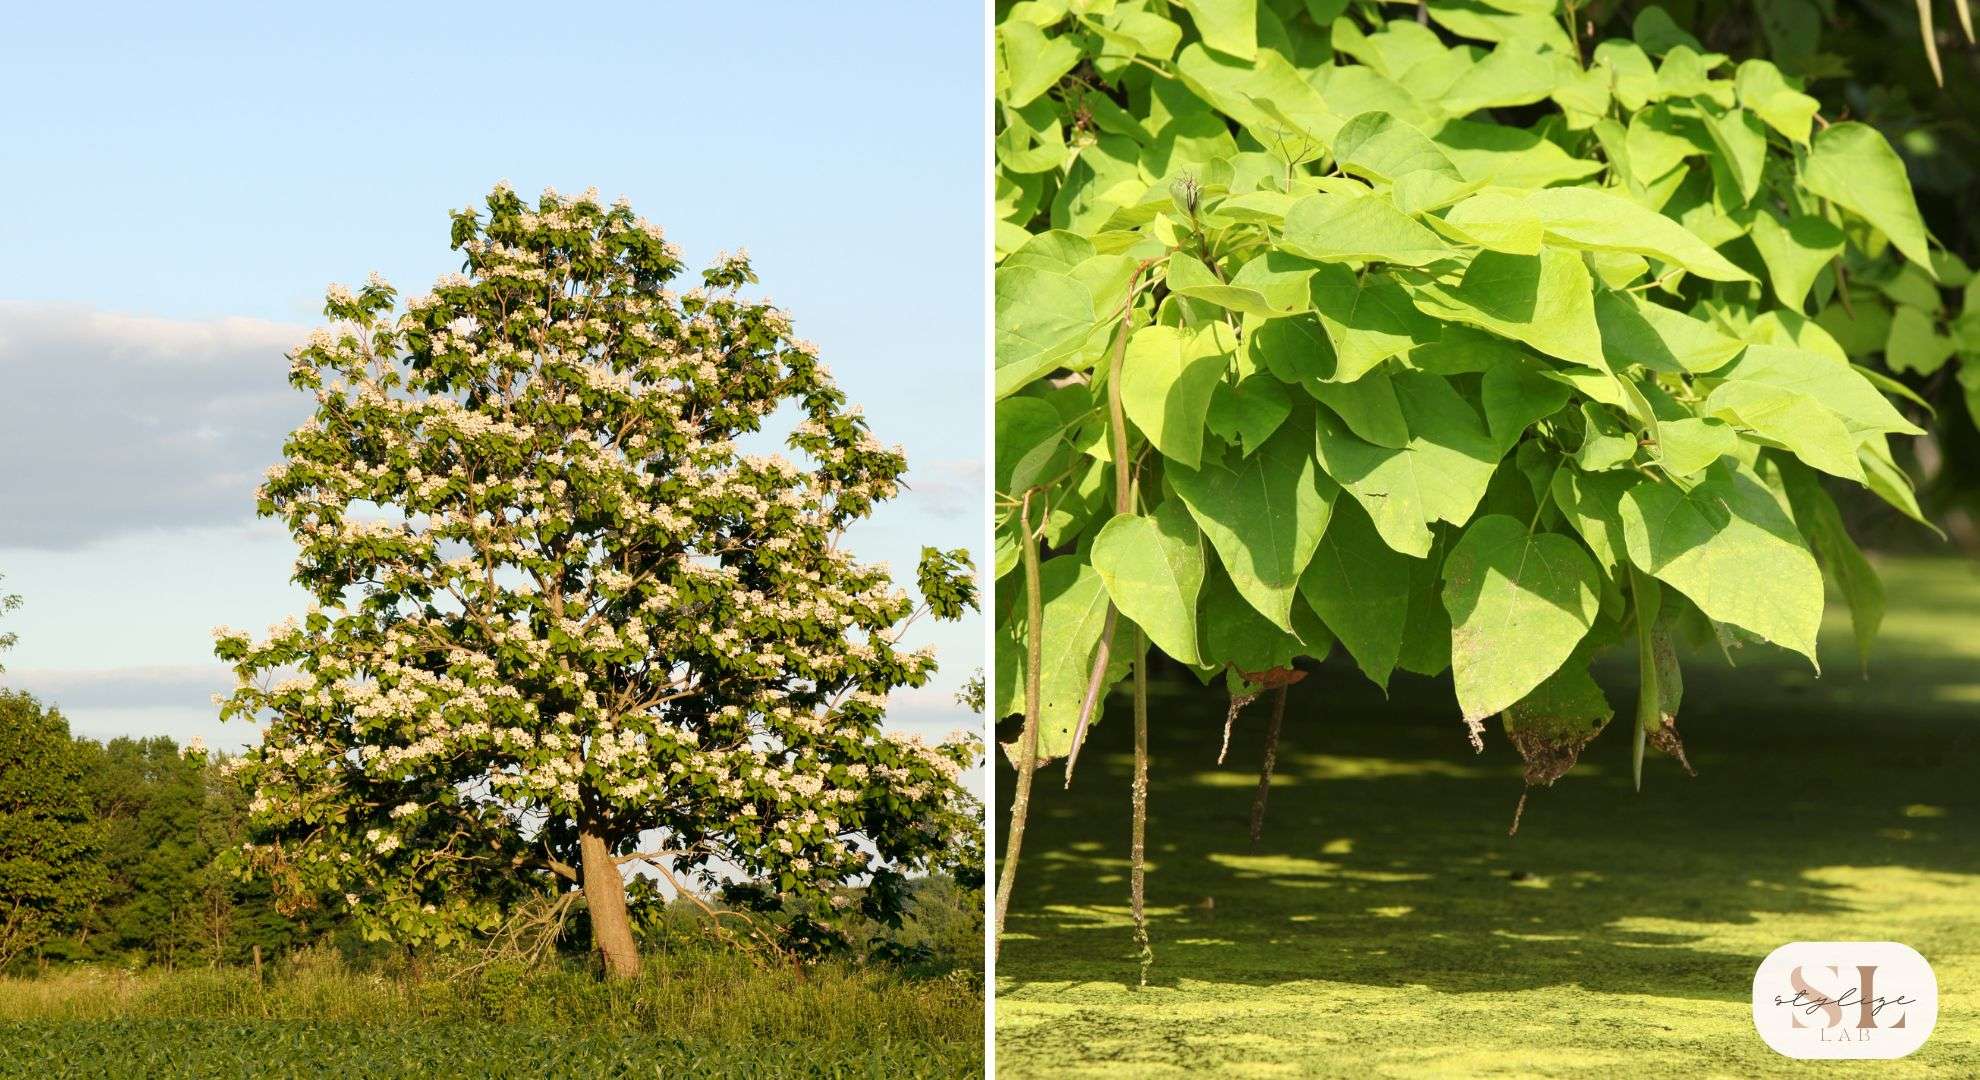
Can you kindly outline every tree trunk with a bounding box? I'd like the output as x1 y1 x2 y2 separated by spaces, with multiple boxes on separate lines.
579 826 641 981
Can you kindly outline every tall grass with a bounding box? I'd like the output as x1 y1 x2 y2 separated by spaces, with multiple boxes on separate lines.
0 943 982 1077
0 944 978 1037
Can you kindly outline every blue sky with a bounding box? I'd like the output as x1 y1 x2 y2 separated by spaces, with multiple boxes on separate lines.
0 3 986 749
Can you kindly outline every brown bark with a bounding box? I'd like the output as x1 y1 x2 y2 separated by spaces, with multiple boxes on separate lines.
579 825 641 980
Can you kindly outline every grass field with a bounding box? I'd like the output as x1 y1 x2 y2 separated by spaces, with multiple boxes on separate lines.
995 556 1980 1077
0 944 983 1078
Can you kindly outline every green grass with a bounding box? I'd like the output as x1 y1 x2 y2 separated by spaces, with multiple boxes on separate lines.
0 944 982 1078
996 555 1980 1077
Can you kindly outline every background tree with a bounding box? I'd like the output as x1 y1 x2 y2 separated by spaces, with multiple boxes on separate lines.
52 737 305 968
69 737 208 963
215 184 981 980
0 692 102 969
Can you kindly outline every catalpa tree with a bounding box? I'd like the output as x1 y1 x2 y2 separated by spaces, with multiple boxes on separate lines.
216 184 979 979
992 1 1942 975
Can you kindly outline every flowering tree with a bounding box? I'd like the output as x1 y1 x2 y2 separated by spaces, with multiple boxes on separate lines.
215 184 980 979
0 577 18 667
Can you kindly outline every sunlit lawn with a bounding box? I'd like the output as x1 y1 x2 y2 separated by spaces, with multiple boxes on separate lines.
996 556 1980 1077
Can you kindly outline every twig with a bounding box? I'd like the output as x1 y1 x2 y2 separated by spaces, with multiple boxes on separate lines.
1248 686 1288 847
1130 628 1152 988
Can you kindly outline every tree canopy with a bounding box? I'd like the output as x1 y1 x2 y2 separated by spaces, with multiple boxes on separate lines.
215 184 980 977
0 692 102 968
990 0 1951 965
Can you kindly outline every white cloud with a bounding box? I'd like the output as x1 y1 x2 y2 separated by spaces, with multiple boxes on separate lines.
0 302 308 549
901 457 984 519
3 663 233 710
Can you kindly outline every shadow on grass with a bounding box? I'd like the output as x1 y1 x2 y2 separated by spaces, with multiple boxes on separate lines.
997 559 1980 1005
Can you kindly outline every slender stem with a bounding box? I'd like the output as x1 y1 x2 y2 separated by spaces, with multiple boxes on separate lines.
1249 685 1288 847
1063 260 1153 782
993 491 1046 952
1130 626 1152 988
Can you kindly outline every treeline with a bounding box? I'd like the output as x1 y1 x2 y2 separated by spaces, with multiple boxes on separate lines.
0 690 323 971
0 689 983 977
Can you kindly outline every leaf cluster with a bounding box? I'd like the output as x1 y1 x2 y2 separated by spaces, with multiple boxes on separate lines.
994 0 1938 789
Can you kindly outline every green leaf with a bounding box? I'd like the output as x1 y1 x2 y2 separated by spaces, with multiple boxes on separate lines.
1654 416 1738 477
1443 40 1558 115
1249 311 1339 384
995 396 1074 495
1779 460 1883 672
1701 106 1767 206
1004 229 1097 273
1434 119 1607 188
1207 373 1293 455
1717 344 1923 437
1594 290 1746 374
1869 263 1941 311
1799 122 1935 272
1407 248 1606 369
1502 656 1614 782
1443 515 1602 735
1313 371 1502 557
1178 0 1257 61
1747 211 1844 310
996 266 1097 399
1333 110 1463 186
1701 380 1864 483
1618 464 1824 666
1522 187 1754 282
1884 305 1956 376
998 20 1085 108
1858 435 1938 533
1307 265 1443 381
1480 360 1572 451
1024 556 1116 761
1092 499 1206 666
1165 250 1315 317
1574 402 1638 471
1654 45 1727 103
1120 322 1232 469
1197 559 1330 670
1281 191 1457 267
1631 6 1710 53
1297 497 1415 691
1088 7 1185 61
1425 0 1571 50
1396 532 1453 676
1174 42 1337 145
1171 406 1338 629
1624 106 1710 187
1550 465 1635 572
1734 59 1819 145
1436 191 1543 255
1813 299 1894 356
1593 40 1659 112
1308 367 1408 448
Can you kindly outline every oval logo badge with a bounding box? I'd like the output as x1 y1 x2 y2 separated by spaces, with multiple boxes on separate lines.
1752 942 1937 1059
